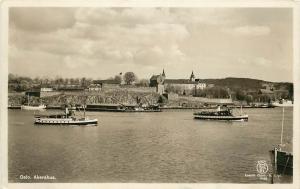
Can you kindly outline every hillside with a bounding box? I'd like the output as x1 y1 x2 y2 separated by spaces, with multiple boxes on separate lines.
199 77 293 91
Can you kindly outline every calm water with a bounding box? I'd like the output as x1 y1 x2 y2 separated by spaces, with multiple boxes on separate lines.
8 108 293 183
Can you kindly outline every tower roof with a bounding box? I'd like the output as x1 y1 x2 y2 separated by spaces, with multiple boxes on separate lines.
190 71 195 78
162 69 166 77
190 71 195 81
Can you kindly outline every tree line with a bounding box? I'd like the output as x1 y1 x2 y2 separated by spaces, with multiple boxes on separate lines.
8 72 150 92
8 74 94 92
107 72 149 87
165 85 293 103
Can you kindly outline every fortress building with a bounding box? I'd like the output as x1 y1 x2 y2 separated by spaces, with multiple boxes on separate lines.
149 69 206 95
149 69 166 94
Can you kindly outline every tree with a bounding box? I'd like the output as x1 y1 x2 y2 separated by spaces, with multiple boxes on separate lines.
287 84 293 100
8 73 16 82
260 94 271 103
19 80 30 91
114 75 122 84
74 78 80 85
194 86 229 98
236 89 246 101
123 72 136 85
70 78 75 85
54 76 63 85
64 78 70 85
245 95 253 105
86 78 92 86
41 77 50 85
80 77 88 87
157 95 168 104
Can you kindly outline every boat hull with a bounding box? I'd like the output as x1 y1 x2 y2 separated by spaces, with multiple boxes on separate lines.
272 101 293 107
272 104 293 107
21 105 46 110
34 118 98 125
270 148 293 175
194 115 248 121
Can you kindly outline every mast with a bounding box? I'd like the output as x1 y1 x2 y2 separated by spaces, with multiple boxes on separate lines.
280 107 285 147
84 104 86 118
27 94 30 106
65 107 69 117
240 105 243 115
83 91 87 118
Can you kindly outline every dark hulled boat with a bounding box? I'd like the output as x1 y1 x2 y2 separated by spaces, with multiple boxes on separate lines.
270 147 293 175
193 106 248 121
269 107 293 176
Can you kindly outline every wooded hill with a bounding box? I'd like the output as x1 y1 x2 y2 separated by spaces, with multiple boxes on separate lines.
199 77 293 91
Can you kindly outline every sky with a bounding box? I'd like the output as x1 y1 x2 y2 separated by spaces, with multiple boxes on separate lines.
9 7 293 82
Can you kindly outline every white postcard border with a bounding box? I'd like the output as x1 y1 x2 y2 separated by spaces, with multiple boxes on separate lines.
1 1 299 189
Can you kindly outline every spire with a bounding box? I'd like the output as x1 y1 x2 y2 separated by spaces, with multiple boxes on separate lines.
190 71 195 81
162 69 166 77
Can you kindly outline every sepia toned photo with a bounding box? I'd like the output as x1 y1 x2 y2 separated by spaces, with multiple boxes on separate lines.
1 1 299 188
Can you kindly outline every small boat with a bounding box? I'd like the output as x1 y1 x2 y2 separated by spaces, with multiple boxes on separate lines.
34 108 97 125
21 94 46 110
270 107 293 176
21 104 46 110
258 103 275 108
272 99 293 107
193 106 248 121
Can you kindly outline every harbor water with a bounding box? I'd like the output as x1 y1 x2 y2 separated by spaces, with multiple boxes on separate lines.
8 108 293 183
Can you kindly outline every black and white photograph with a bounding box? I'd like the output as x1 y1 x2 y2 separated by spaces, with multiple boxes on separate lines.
1 1 299 188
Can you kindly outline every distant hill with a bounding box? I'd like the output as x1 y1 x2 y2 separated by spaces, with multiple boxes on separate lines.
198 77 293 91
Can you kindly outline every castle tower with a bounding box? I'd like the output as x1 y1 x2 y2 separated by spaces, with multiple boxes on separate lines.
162 69 166 78
190 71 195 82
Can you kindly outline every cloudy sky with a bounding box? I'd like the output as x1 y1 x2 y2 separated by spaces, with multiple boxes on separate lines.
9 7 293 82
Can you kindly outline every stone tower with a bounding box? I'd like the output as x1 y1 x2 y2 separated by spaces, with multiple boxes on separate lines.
190 71 195 82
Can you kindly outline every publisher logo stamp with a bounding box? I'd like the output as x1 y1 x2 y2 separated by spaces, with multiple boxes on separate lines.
256 160 268 174
245 160 270 181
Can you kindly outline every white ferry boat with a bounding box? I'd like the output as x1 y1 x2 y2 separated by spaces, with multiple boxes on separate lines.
34 108 98 125
194 106 248 121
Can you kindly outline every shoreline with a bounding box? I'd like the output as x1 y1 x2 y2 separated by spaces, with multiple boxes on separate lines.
8 105 291 110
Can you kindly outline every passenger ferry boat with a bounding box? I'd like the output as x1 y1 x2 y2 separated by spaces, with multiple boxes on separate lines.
193 106 248 121
34 108 97 125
